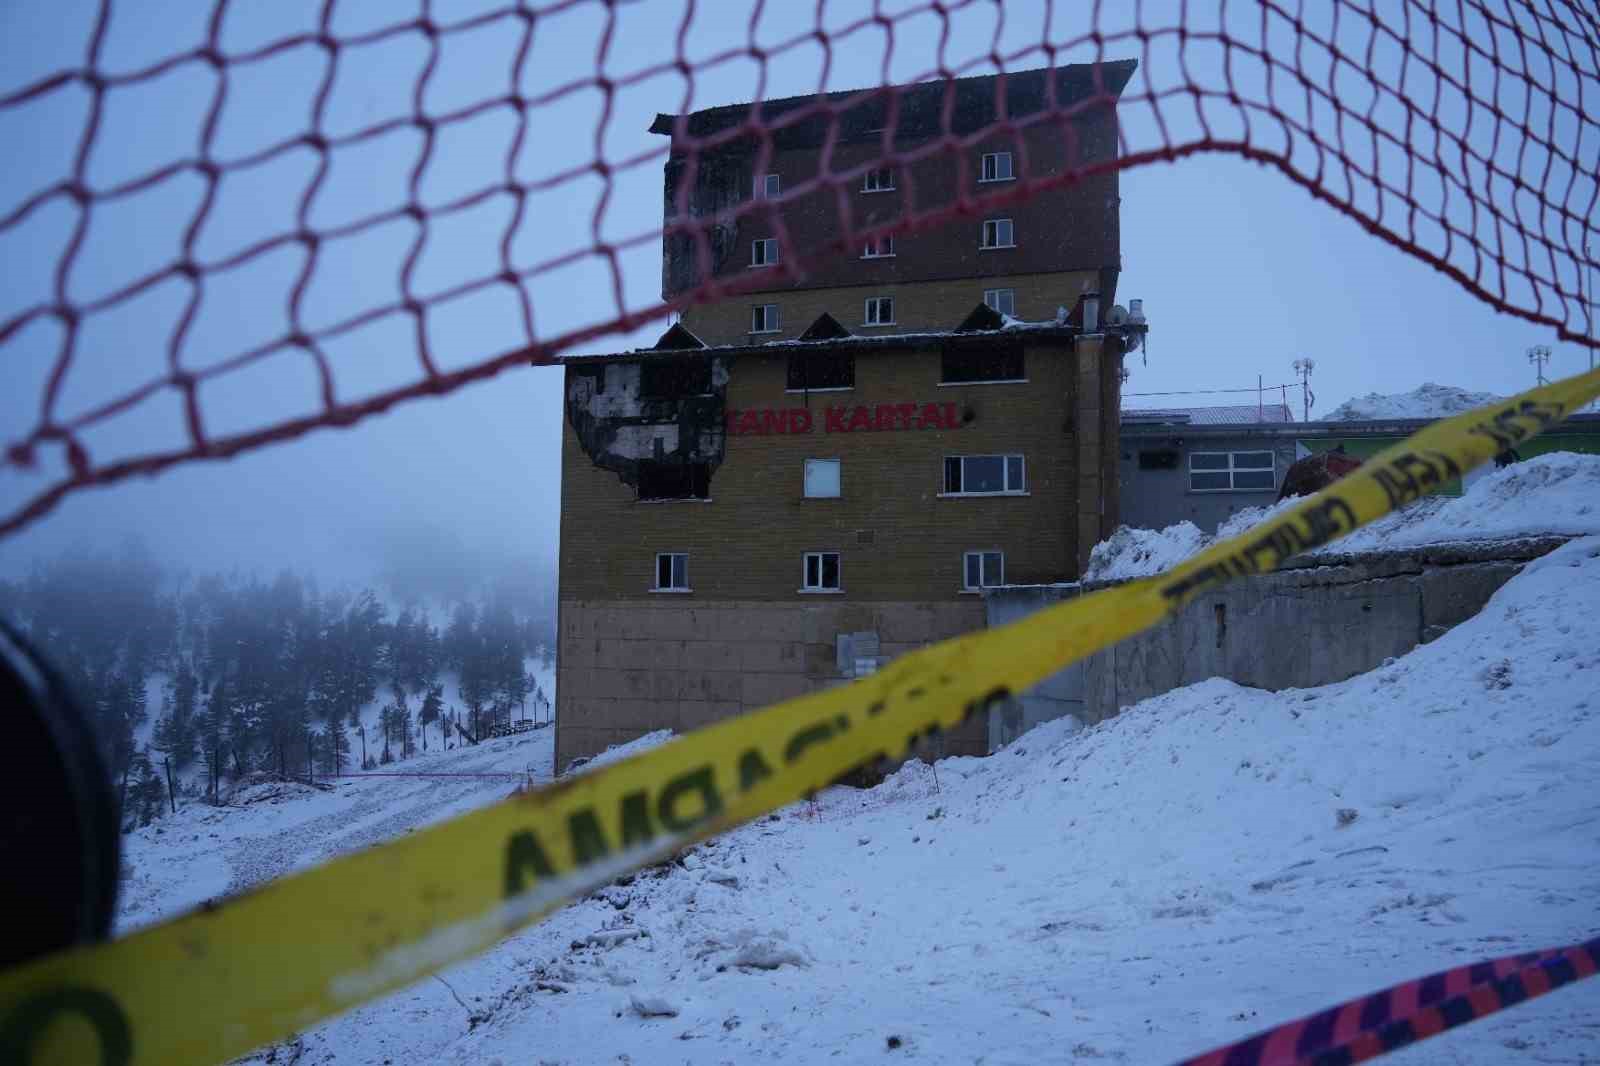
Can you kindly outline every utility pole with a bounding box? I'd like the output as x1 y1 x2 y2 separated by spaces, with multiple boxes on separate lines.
1528 344 1551 386
1293 358 1316 422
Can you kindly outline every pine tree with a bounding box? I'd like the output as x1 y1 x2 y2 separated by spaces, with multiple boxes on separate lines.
419 684 443 752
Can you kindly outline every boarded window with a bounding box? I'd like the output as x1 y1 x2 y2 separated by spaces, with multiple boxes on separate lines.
639 359 711 399
1138 449 1180 471
941 341 1024 384
787 350 855 391
639 461 710 500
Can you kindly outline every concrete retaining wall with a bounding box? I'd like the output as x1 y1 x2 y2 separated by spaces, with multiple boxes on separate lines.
985 538 1568 751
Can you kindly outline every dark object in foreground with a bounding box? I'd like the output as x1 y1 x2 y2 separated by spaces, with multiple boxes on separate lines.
1278 447 1365 501
0 623 120 968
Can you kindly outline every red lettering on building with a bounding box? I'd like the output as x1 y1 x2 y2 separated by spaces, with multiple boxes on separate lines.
725 403 965 434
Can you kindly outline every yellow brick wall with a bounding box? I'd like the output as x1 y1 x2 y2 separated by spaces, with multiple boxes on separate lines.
679 269 1101 348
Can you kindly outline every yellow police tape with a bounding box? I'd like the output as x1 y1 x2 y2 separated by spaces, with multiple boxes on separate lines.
2 369 1598 1066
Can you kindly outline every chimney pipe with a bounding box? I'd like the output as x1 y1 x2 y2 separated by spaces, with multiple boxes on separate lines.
1083 290 1100 333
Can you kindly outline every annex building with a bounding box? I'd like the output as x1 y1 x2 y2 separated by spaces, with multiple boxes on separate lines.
554 61 1146 770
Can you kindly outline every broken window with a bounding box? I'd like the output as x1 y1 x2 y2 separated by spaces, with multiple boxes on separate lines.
941 341 1024 384
751 238 779 267
1138 449 1180 471
862 235 895 258
638 461 711 500
638 359 711 399
654 553 689 591
786 350 854 391
751 304 780 333
802 551 841 591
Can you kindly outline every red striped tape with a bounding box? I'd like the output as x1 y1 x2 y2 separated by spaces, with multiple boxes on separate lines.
1177 939 1599 1066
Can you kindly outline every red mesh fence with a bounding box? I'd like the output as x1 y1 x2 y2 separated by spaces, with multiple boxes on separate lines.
1 0 1596 538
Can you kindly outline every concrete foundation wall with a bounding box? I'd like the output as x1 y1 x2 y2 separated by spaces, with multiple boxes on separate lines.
986 539 1566 749
558 598 986 771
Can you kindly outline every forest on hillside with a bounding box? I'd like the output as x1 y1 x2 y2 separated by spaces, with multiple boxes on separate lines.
0 545 555 831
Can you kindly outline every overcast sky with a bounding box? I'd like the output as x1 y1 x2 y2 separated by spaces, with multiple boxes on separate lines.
1 0 1595 589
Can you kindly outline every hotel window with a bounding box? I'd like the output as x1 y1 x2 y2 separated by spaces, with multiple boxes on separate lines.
751 238 779 267
982 288 1016 317
940 340 1024 384
963 551 1004 590
981 218 1014 249
864 295 895 326
862 235 895 258
751 304 780 333
639 358 711 399
1189 451 1277 492
653 553 689 591
980 152 1014 182
756 173 780 199
786 350 854 391
638 461 710 501
804 459 841 498
943 454 1025 495
862 167 895 192
802 551 842 592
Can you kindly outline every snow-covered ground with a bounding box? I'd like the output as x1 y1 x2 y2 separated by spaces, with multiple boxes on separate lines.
1086 452 1600 583
112 537 1600 1065
1325 383 1505 421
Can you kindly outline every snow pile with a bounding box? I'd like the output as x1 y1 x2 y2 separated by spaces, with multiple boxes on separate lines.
224 534 1595 1065
1083 520 1208 583
1326 382 1504 421
1090 452 1600 582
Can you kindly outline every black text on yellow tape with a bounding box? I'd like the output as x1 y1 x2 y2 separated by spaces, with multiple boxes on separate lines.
3 368 1597 1066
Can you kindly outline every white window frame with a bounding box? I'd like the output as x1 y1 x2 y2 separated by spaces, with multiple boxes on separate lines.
862 167 895 193
983 287 1016 317
1188 450 1277 493
863 295 895 327
652 552 690 593
962 550 1005 591
981 218 1015 249
804 458 841 499
751 238 779 267
756 173 780 199
751 303 780 334
801 551 843 593
861 234 895 259
942 454 1026 497
980 152 1014 182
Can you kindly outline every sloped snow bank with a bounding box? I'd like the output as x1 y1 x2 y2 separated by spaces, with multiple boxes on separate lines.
1326 382 1505 421
1088 451 1600 582
232 536 1600 1065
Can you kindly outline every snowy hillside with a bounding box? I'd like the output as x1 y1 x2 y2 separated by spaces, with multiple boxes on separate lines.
1325 382 1505 421
1086 451 1600 583
106 537 1600 1065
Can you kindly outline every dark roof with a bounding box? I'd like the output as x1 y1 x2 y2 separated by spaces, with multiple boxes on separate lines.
651 322 707 350
648 61 1138 151
562 322 1094 365
955 302 1006 332
1120 410 1600 439
798 312 852 342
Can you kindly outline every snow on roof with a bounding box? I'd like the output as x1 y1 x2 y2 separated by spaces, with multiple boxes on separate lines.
1085 451 1600 582
1121 402 1296 426
1326 382 1504 422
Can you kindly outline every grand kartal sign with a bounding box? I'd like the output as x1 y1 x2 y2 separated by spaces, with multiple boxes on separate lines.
725 402 964 436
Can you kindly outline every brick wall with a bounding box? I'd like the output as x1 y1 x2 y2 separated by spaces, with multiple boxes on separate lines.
680 268 1102 348
556 333 1121 768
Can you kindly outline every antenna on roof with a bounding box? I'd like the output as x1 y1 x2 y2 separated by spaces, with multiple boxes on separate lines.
1292 358 1316 422
1527 344 1551 386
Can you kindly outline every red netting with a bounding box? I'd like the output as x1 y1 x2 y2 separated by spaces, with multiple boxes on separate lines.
2 0 1596 538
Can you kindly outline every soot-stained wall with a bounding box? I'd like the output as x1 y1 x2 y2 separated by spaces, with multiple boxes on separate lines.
564 357 732 493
